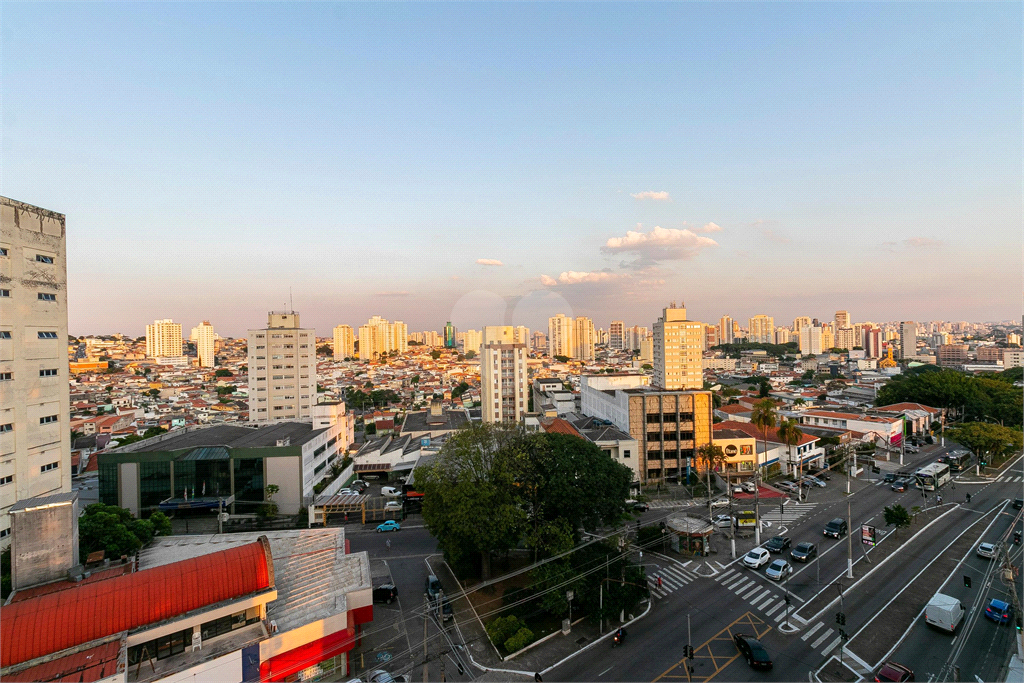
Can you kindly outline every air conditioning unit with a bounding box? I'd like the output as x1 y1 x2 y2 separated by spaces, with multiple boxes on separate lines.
269 620 278 633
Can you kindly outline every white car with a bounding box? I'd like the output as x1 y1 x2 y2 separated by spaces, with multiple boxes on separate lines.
977 542 997 559
743 547 771 569
339 488 355 495
381 486 402 498
384 500 403 511
710 498 730 508
714 514 734 528
765 559 792 581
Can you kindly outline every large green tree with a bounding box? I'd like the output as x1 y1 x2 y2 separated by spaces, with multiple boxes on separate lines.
78 504 170 563
946 422 1023 467
776 418 805 496
875 368 1022 427
750 399 778 545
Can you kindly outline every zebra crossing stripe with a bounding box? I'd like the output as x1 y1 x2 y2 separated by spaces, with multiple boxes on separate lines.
741 585 763 599
775 608 794 622
732 578 754 593
801 622 824 641
716 569 737 582
763 600 783 616
753 593 775 609
750 588 771 605
810 628 834 649
822 636 842 655
659 575 684 590
663 566 691 582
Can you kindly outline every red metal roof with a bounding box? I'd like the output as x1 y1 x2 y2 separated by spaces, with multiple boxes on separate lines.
4 640 122 682
1 539 273 668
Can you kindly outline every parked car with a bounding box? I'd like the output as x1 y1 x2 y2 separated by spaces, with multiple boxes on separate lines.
765 559 792 581
976 542 997 559
824 518 848 539
765 536 792 553
373 583 398 604
369 671 410 683
742 482 757 493
802 476 827 488
733 633 772 670
777 481 799 493
743 547 771 569
1014 497 1023 510
441 598 454 622
376 520 401 533
791 542 817 563
985 599 1014 624
904 446 919 454
381 486 402 498
631 501 650 512
891 479 910 492
351 480 369 492
384 500 403 512
339 488 356 495
714 514 734 528
875 661 914 682
809 469 831 481
884 472 897 483
425 575 442 601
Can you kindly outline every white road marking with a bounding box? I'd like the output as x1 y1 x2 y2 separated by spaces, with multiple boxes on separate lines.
764 601 783 616
801 622 824 641
822 636 842 655
810 628 834 649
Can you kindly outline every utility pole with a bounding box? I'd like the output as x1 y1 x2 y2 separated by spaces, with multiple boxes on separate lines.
846 497 854 579
846 445 852 495
685 613 693 683
754 454 762 547
423 594 430 683
838 584 846 668
785 564 792 628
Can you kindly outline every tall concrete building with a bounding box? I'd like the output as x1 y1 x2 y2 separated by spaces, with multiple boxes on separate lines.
835 310 851 330
653 302 704 390
799 326 823 356
705 323 719 348
573 316 596 361
793 316 812 336
531 330 547 351
247 311 316 423
146 319 183 359
195 320 216 367
357 316 406 360
719 316 734 344
480 326 528 423
461 329 482 356
899 321 918 359
821 324 835 352
513 326 530 346
391 321 408 353
0 197 73 546
444 322 457 348
834 327 857 351
332 324 355 360
747 315 774 344
864 326 882 358
548 314 574 358
609 321 625 350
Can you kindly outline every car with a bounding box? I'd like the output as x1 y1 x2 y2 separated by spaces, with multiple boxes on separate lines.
765 536 792 553
369 671 410 683
339 488 355 495
976 542 997 559
743 547 771 569
883 472 897 483
984 599 1014 624
765 559 792 581
376 520 401 533
381 486 402 498
791 542 817 563
891 479 909 492
732 486 745 495
373 583 398 604
905 446 919 454
777 481 799 493
742 482 757 493
802 476 827 488
714 514 734 528
384 500 403 512
875 661 914 682
425 575 442 601
710 498 730 508
733 633 772 670
809 469 831 481
1014 498 1023 510
441 598 454 622
631 501 650 512
824 518 848 539
351 480 368 492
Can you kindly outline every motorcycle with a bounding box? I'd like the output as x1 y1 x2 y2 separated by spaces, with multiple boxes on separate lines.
1014 531 1021 545
612 629 626 648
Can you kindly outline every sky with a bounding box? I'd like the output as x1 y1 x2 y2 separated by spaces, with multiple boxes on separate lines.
3 2 1021 337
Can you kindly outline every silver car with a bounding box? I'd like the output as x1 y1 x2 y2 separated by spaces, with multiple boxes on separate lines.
765 559 792 581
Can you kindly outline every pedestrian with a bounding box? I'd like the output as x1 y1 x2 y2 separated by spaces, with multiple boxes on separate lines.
937 495 943 505
966 492 972 503
386 538 391 551
657 575 663 589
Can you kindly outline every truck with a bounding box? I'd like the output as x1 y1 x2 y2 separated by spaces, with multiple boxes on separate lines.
925 593 965 632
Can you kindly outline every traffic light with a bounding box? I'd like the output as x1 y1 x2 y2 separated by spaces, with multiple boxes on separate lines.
686 645 694 659
964 575 972 589
1016 615 1022 632
836 612 846 626
840 629 849 642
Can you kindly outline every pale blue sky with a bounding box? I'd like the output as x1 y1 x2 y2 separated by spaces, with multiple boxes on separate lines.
3 2 1020 336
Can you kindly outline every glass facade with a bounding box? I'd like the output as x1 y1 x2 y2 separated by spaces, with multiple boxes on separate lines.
175 460 232 499
99 462 118 505
140 461 172 513
233 457 264 512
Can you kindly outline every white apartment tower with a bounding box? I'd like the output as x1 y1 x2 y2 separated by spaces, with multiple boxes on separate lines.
747 315 774 344
548 314 574 358
799 326 823 356
480 326 528 423
718 316 734 345
513 326 530 346
573 317 596 361
653 302 704 390
461 329 482 356
899 321 918 359
247 311 316 423
146 319 183 359
609 321 625 350
195 320 216 367
333 325 355 360
775 328 791 344
834 327 857 351
0 197 73 546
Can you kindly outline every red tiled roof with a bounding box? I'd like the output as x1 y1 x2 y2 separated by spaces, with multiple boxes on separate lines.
715 420 817 446
4 640 122 682
1 539 273 668
539 418 582 437
716 404 752 414
874 402 941 415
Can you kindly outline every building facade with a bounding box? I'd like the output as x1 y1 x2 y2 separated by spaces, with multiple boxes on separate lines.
444 321 456 348
609 321 625 350
719 316 734 344
799 325 823 356
333 324 355 360
146 319 183 359
0 197 73 546
653 302 704 390
195 320 216 368
480 326 528 423
835 310 850 330
936 344 969 367
548 313 574 358
572 316 596 361
899 321 918 359
247 311 316 423
747 315 774 344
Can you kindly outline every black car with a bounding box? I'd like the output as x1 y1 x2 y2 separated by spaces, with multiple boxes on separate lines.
373 583 398 604
883 472 897 483
734 633 772 670
891 479 910 492
791 542 817 562
1014 498 1023 510
441 598 454 622
632 502 650 512
765 536 792 553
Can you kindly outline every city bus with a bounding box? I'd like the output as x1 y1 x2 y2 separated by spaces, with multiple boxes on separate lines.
944 451 973 473
915 462 951 491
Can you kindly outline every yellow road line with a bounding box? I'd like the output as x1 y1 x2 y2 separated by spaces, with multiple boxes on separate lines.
653 612 773 683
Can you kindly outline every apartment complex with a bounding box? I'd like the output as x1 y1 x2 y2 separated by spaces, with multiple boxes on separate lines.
747 315 774 343
357 316 407 361
936 344 969 367
799 325 824 355
194 320 216 367
480 326 528 423
573 316 596 361
609 320 625 350
793 316 812 336
835 310 851 330
247 311 316 423
652 302 703 390
461 329 482 355
548 313 574 358
900 321 918 359
719 315 734 344
333 324 355 360
0 197 73 546
145 319 183 359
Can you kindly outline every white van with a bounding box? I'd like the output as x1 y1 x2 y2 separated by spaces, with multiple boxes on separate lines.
925 593 965 632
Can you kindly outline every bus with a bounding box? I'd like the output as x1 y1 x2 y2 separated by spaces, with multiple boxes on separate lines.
944 451 973 473
915 462 951 491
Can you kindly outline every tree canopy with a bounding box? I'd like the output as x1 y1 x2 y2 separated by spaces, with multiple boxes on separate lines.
78 504 171 563
946 422 1023 465
875 368 1022 427
711 341 798 357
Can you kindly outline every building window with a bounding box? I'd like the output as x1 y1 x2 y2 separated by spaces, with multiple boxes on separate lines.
622 449 631 458
35 254 55 264
37 331 59 339
40 461 59 472
0 247 7 256
0 373 10 381
0 475 12 486
0 529 8 539
0 290 9 297
39 368 58 377
39 415 59 424
0 331 9 339
0 424 11 432
37 293 57 301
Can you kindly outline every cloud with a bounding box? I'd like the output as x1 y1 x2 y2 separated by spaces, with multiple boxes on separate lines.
696 222 722 233
375 290 411 298
904 237 943 248
601 225 718 262
762 228 790 244
630 190 671 201
540 270 624 286
476 258 504 266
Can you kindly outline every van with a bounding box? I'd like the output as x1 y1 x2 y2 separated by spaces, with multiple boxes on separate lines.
925 593 965 632
824 518 848 538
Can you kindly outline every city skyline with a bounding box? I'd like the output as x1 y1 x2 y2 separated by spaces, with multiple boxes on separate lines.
4 2 1020 336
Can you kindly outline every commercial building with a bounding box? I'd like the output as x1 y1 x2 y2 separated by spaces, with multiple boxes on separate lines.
333 324 355 360
799 325 823 356
835 310 851 330
0 197 73 546
747 315 774 344
194 320 216 368
145 319 183 359
444 321 456 348
937 344 969 367
247 311 316 423
480 326 528 423
899 321 918 359
719 316 734 345
573 317 596 361
653 302 704 390
975 346 1003 364
548 314 574 358
609 321 625 350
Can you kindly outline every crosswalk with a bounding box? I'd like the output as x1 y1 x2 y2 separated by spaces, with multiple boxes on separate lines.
996 474 1023 483
648 562 701 598
710 567 799 625
647 499 692 509
760 502 818 524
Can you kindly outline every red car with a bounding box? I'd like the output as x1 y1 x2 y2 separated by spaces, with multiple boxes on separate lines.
875 661 914 682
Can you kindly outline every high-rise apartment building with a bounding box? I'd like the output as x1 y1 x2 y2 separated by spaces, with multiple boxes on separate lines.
705 323 719 348
937 344 969 367
653 302 704 390
531 331 547 351
609 321 625 350
247 311 316 423
821 324 835 352
391 321 408 353
333 325 355 360
513 326 530 346
719 316 734 344
195 320 216 367
462 329 482 356
639 338 654 362
146 319 183 359
444 322 457 349
864 326 882 358
548 314 574 358
793 317 812 336
573 317 596 361
480 326 528 424
775 328 791 345
0 197 73 546
899 321 918 359
357 316 406 360
623 326 649 351
834 327 856 351
747 315 774 344
835 310 851 330
799 326 823 355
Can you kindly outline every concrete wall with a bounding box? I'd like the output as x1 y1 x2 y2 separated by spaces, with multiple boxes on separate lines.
119 462 139 516
265 456 302 515
10 497 78 589
153 649 241 683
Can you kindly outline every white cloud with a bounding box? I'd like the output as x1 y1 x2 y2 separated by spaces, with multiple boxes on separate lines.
476 258 504 266
601 225 718 261
540 271 623 286
539 274 558 286
697 222 722 233
630 190 671 201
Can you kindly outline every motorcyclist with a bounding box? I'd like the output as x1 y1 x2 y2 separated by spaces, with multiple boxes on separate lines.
615 627 626 642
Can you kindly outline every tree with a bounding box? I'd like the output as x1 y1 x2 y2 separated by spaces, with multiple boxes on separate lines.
451 382 471 399
875 368 1022 427
215 369 233 377
258 484 280 519
749 399 778 545
695 443 726 502
794 398 806 406
411 375 420 384
883 504 912 537
641 363 653 371
147 388 160 398
466 350 477 359
316 344 332 356
946 423 1023 467
430 350 442 360
554 355 570 363
801 370 815 380
776 418 804 499
78 503 159 563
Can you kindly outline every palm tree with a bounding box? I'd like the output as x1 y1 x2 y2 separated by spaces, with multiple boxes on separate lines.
776 418 805 501
696 442 727 507
750 399 778 546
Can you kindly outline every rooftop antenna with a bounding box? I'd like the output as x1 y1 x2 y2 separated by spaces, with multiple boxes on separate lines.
289 287 294 313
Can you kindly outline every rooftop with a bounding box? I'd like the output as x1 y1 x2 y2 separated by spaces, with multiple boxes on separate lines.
401 409 469 434
112 422 327 453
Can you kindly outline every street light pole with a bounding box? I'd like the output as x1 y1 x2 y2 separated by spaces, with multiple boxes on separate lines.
846 498 854 579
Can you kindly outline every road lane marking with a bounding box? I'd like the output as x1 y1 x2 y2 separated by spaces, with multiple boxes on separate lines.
653 612 772 683
715 569 737 582
801 622 824 640
821 636 842 655
742 585 763 599
763 600 783 616
810 628 834 649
